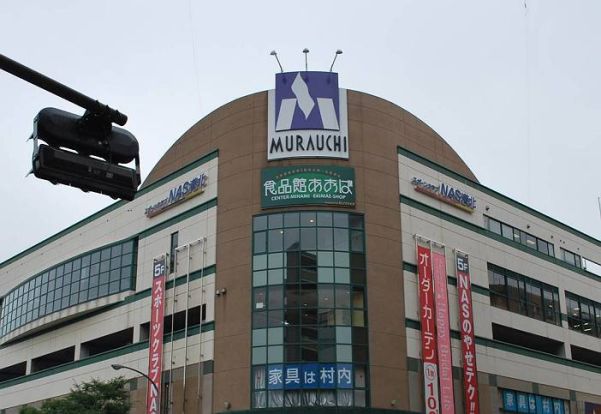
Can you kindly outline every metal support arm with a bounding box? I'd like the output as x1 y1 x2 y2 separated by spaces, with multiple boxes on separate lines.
0 53 127 126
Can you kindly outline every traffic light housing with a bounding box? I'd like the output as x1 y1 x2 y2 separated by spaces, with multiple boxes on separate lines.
31 108 140 200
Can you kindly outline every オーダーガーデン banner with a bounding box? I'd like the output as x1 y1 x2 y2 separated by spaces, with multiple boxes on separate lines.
416 244 440 414
261 166 355 208
146 255 167 414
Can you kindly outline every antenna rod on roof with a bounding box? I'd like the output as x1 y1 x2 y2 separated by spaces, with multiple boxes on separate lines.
329 49 343 72
269 50 284 73
303 48 309 71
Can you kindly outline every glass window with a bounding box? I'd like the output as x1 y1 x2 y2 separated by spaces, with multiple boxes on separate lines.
284 212 300 228
581 301 593 334
254 232 267 254
537 239 549 256
501 224 513 240
566 295 580 330
562 249 581 268
300 212 316 227
283 229 300 251
268 286 283 309
595 305 601 338
317 212 332 227
333 213 347 228
566 292 601 337
488 264 559 325
506 276 521 313
525 282 542 320
317 228 333 250
254 216 268 231
268 214 283 229
487 217 501 234
318 285 334 308
543 289 557 324
350 231 363 252
0 238 137 337
333 229 348 251
252 212 367 408
522 233 537 249
300 228 316 250
268 230 284 252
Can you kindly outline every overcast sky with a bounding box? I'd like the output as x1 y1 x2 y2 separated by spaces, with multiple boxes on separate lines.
1 1 600 263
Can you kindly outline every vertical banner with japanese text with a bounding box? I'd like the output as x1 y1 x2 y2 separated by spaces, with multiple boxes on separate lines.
146 255 167 414
432 249 455 414
417 244 440 414
456 252 480 414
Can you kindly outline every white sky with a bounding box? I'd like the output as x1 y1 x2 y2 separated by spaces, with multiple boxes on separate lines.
1 1 600 263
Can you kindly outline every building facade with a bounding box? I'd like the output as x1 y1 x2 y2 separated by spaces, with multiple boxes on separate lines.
0 72 600 414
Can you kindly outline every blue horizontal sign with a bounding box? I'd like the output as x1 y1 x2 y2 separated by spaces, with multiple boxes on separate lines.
411 177 476 212
145 173 208 218
267 363 352 390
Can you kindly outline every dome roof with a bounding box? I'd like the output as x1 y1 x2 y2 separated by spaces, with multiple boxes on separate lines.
142 90 477 188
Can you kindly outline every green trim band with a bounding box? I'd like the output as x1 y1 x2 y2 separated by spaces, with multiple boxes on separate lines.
397 145 601 248
405 318 601 375
400 195 601 284
0 149 219 269
0 321 215 390
1 265 216 348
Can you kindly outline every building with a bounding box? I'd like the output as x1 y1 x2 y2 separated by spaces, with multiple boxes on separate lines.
1 71 601 414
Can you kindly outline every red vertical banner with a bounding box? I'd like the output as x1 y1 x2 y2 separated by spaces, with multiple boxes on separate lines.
432 250 455 414
456 252 480 414
417 244 440 414
147 255 167 414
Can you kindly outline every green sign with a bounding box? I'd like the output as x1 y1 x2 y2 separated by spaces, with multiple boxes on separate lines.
261 166 355 208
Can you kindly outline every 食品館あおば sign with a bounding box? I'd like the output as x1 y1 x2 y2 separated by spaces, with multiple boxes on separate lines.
261 166 355 208
267 71 348 160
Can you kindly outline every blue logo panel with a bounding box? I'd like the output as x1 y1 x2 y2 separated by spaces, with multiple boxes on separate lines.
275 72 340 131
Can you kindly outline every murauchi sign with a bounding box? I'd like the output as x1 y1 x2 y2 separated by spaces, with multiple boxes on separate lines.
261 166 355 208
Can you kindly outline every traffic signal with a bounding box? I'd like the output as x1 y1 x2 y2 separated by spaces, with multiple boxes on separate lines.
31 107 140 200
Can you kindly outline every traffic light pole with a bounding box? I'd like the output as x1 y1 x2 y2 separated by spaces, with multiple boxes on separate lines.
0 53 127 126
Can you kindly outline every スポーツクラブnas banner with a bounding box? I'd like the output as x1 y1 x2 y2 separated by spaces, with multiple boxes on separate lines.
147 255 167 414
267 72 349 160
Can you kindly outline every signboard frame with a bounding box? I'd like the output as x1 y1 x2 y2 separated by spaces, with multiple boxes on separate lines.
261 165 355 209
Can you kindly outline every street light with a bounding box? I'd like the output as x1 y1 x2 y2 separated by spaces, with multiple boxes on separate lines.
111 364 158 392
